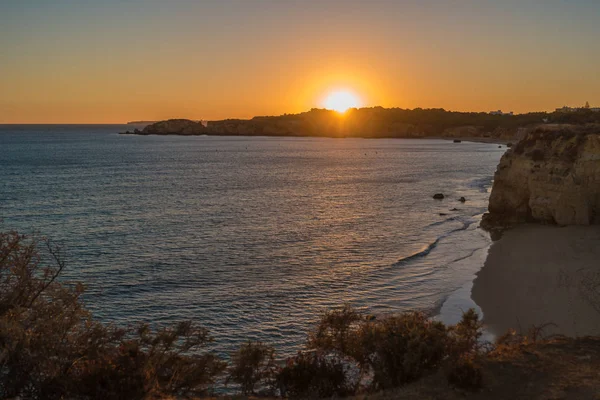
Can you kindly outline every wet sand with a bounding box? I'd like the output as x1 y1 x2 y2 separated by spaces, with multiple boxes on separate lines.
472 224 600 338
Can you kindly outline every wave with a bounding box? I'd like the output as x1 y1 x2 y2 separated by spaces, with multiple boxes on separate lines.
424 216 456 229
393 221 471 267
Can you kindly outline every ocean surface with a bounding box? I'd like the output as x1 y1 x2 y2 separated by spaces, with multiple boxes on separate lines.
0 125 504 357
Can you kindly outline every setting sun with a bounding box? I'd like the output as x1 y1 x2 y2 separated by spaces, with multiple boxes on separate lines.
322 90 362 113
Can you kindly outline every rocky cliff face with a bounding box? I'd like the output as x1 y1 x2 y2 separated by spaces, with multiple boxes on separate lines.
484 125 600 227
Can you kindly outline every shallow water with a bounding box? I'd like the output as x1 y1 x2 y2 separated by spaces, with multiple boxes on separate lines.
0 125 504 357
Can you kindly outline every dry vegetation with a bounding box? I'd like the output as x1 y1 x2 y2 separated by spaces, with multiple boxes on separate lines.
1 230 599 399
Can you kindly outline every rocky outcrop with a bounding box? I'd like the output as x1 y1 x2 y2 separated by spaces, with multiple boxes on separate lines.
484 125 600 227
136 119 207 135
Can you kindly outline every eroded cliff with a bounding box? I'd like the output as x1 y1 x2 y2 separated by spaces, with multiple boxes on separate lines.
484 125 600 227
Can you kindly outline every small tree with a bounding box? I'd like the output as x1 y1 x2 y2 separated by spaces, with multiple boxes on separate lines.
445 309 485 390
227 341 276 395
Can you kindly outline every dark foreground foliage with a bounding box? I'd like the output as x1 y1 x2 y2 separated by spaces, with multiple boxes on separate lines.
1 230 490 399
277 352 352 398
0 231 226 399
303 305 485 394
227 341 276 395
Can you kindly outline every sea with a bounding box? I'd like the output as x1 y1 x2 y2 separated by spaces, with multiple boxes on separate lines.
0 125 504 357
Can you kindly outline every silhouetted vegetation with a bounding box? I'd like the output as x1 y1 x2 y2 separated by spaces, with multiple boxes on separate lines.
0 231 225 399
302 305 484 394
276 352 351 398
227 341 276 395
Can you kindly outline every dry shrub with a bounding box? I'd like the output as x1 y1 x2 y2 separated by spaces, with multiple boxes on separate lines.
445 309 485 391
276 351 351 399
447 308 484 358
0 231 225 400
227 341 276 395
492 323 557 360
307 304 364 358
306 307 450 392
304 306 488 393
362 312 448 390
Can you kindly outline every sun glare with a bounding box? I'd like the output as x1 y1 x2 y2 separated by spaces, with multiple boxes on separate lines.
322 90 361 113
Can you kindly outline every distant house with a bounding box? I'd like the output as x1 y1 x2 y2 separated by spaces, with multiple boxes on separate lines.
489 110 513 116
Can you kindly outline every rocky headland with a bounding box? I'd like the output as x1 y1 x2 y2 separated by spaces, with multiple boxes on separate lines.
482 124 600 229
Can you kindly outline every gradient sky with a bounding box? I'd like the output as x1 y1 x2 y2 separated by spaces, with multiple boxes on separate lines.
1 0 599 123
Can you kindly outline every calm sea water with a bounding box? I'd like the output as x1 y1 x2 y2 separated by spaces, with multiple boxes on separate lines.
0 125 504 357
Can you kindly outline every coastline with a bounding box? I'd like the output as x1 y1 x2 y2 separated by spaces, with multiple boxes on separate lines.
119 131 510 145
471 224 600 338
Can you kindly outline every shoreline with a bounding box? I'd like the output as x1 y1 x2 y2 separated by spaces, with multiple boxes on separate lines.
119 131 510 145
471 224 600 338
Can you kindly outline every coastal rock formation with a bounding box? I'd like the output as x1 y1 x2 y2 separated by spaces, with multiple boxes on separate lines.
484 125 600 226
139 119 207 135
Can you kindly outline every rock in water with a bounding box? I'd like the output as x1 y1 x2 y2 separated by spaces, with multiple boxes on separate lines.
486 125 600 226
433 193 445 200
459 197 466 203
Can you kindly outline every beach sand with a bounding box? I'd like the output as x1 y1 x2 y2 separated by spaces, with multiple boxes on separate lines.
472 224 600 338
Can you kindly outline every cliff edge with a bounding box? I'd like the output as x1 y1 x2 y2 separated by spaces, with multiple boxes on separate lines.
483 125 600 228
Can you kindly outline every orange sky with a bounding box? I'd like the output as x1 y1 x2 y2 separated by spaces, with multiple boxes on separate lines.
1 1 599 123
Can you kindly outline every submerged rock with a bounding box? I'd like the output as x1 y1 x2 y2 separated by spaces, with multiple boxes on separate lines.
485 125 600 226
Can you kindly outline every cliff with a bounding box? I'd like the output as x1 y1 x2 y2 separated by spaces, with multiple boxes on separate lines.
483 125 600 227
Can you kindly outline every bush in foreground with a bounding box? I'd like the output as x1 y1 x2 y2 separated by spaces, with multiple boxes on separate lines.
227 341 276 395
276 351 352 398
0 231 225 399
303 305 487 394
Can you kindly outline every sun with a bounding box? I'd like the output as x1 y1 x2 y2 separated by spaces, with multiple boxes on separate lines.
322 90 361 113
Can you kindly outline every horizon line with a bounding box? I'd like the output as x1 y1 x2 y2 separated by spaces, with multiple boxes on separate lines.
1 104 589 125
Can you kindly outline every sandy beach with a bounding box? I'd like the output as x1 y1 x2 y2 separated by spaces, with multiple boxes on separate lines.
472 224 600 338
